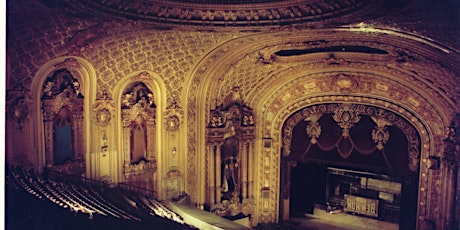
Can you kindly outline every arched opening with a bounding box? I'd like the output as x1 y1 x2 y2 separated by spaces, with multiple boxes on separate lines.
121 81 157 190
280 103 420 229
40 68 85 174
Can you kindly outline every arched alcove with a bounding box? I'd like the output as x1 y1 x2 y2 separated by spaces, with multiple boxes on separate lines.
30 57 96 174
113 71 167 198
121 81 157 191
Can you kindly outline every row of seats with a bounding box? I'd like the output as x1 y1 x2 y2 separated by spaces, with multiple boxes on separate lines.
6 166 140 220
121 189 186 224
6 165 195 229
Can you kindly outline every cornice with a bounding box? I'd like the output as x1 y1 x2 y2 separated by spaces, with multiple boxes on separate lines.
62 0 380 27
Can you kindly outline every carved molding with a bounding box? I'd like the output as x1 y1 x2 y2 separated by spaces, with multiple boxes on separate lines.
62 0 376 27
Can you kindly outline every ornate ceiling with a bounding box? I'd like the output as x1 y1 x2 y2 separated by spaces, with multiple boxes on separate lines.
60 0 404 27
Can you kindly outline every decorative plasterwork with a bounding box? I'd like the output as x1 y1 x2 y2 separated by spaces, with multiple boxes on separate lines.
371 116 392 150
305 113 321 144
332 103 361 138
262 95 432 225
186 31 458 225
165 100 183 132
53 58 82 73
62 0 377 27
92 89 115 127
282 103 420 171
123 159 157 176
205 88 256 220
6 83 31 132
263 72 448 137
219 38 457 115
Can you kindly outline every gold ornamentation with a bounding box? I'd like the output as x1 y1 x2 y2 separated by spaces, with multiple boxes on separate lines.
96 108 111 126
371 116 392 150
166 115 180 131
335 74 357 93
372 126 390 150
333 103 361 138
92 89 115 127
165 100 183 131
305 113 323 144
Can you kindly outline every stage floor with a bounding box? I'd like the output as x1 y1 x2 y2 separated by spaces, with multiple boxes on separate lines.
278 208 398 230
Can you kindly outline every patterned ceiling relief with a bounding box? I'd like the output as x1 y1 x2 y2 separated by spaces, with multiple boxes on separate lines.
219 52 280 102
7 1 98 90
79 30 241 102
7 1 244 103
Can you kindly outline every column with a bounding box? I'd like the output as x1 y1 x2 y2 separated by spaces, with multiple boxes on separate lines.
215 142 222 203
207 143 215 204
44 120 54 166
73 109 84 160
241 140 248 199
440 124 459 230
441 158 457 230
147 118 155 159
247 140 254 198
42 105 54 166
122 111 131 165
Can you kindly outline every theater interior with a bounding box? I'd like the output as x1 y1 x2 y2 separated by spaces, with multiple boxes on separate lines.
5 0 460 229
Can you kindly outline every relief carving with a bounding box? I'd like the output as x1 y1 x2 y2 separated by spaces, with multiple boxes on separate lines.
7 84 30 132
165 100 183 132
92 89 115 127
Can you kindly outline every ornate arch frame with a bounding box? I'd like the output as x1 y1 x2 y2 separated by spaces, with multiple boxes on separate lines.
113 71 167 197
30 56 97 174
253 68 452 228
267 98 429 224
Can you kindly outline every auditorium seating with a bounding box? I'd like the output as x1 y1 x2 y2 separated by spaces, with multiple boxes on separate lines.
5 165 196 230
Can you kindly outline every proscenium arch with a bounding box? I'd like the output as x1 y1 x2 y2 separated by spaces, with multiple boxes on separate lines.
253 66 448 223
112 70 167 197
276 101 425 218
30 56 97 174
261 94 435 226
